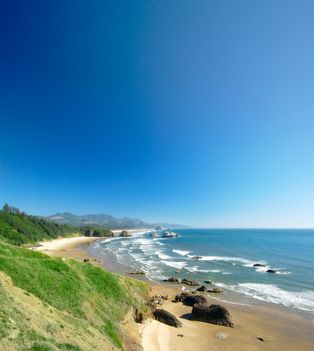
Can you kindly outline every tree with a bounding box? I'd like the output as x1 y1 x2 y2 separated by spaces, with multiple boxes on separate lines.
2 203 11 213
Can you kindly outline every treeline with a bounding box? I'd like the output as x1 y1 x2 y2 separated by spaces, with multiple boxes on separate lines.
0 204 113 245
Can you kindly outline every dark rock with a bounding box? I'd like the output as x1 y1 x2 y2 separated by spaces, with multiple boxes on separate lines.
134 309 144 323
127 270 146 275
257 337 265 342
192 304 234 327
177 334 184 337
253 263 266 267
153 309 182 328
83 258 90 263
190 256 202 260
163 277 180 283
204 280 212 284
119 230 132 237
181 278 199 286
266 269 277 273
182 294 208 307
196 285 207 292
207 287 223 293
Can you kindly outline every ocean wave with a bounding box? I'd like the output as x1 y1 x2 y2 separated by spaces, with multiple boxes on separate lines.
173 249 190 256
199 255 257 266
216 283 314 312
156 251 172 260
162 261 187 269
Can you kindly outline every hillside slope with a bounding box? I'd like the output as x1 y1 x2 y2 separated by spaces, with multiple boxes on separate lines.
0 242 149 351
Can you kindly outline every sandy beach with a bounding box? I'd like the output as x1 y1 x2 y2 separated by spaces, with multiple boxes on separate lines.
33 236 314 351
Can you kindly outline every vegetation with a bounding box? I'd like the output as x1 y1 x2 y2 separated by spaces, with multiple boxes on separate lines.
0 204 113 246
0 205 149 350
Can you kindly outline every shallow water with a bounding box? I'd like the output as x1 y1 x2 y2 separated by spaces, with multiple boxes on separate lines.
94 228 314 315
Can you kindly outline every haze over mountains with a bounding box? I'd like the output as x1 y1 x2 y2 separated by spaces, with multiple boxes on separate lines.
44 212 186 229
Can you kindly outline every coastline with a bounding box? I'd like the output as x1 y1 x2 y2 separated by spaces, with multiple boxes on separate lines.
33 235 314 351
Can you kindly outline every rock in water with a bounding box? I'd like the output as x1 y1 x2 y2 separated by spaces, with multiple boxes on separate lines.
181 278 199 286
253 263 266 267
153 309 182 328
182 294 208 306
119 230 132 237
266 269 277 273
163 277 180 283
192 304 234 327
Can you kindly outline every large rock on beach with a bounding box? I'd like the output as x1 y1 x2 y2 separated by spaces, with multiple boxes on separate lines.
196 285 207 292
192 304 234 327
181 278 199 286
182 294 208 307
153 309 182 328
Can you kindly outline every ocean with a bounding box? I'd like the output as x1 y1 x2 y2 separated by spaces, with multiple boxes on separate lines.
92 228 314 316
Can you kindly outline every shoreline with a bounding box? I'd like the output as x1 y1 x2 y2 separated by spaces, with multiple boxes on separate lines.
32 235 314 351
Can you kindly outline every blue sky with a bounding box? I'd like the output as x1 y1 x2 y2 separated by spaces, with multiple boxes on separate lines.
1 1 314 227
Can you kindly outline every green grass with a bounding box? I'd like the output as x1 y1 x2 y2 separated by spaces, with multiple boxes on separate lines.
0 241 149 350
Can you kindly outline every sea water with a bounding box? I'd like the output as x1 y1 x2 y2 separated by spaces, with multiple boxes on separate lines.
94 228 314 315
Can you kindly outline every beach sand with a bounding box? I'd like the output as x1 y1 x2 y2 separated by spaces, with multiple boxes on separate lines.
33 236 314 351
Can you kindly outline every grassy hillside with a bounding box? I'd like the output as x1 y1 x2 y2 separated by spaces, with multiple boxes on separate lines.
0 242 149 351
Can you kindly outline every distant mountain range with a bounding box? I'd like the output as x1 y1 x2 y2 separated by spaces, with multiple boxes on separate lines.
43 212 187 229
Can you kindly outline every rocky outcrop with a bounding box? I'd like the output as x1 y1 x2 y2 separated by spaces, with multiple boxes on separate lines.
253 263 266 267
207 287 223 293
147 295 168 309
192 304 234 327
119 230 132 237
204 280 212 284
153 309 182 328
196 285 207 292
181 278 199 286
266 269 277 273
182 294 208 307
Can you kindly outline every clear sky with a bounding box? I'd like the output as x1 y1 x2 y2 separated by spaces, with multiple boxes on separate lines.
1 1 314 227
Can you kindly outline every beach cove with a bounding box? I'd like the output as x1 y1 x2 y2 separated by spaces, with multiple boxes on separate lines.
33 232 314 351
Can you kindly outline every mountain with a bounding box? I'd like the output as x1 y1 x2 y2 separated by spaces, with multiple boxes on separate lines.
44 212 187 229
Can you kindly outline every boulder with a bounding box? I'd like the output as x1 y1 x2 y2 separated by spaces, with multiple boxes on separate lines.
266 269 277 273
83 258 90 263
204 280 212 284
153 309 182 328
253 263 266 267
182 294 208 307
192 304 234 327
181 278 199 286
191 256 203 260
119 230 132 237
207 287 223 293
147 295 168 309
196 285 207 292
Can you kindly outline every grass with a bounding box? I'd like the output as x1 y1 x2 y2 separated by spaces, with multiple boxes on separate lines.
0 241 149 350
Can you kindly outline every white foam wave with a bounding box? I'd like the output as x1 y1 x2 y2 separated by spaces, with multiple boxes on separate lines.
156 251 171 260
162 261 187 269
200 256 256 266
173 249 190 256
216 283 314 312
